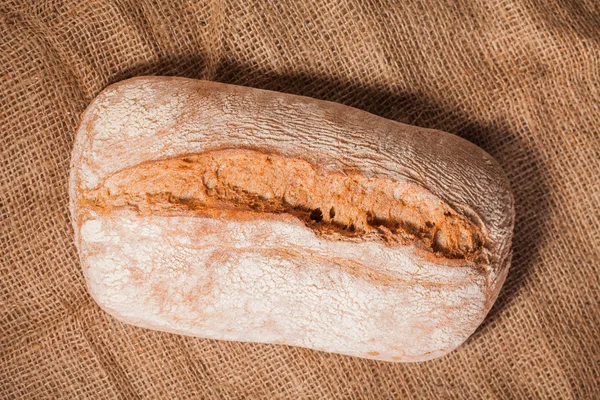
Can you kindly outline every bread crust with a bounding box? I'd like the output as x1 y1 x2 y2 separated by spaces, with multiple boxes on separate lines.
70 76 514 362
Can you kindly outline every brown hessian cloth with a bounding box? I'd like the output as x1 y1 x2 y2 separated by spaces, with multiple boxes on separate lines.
1 1 598 398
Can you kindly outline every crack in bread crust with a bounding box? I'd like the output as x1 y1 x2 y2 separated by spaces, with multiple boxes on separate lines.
80 149 486 261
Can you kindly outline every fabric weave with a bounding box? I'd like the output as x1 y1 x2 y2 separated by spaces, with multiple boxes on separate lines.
1 1 598 398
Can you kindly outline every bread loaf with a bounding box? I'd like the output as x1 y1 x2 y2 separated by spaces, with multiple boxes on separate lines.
69 76 514 362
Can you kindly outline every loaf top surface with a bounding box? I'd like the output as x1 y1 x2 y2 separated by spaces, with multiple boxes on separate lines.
70 76 514 306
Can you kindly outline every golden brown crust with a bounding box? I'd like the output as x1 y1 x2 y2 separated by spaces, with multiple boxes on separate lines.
80 148 485 261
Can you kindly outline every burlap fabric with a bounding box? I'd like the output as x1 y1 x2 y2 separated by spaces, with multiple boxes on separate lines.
1 1 598 398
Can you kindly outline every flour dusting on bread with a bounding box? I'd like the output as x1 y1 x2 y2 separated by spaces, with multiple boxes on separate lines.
70 77 514 362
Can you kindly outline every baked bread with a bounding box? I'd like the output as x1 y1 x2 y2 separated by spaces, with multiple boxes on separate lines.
69 76 514 362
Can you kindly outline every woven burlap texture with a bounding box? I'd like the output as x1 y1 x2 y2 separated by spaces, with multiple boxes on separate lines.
1 0 598 398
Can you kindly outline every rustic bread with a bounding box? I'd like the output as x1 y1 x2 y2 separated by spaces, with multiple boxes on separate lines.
69 76 514 362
